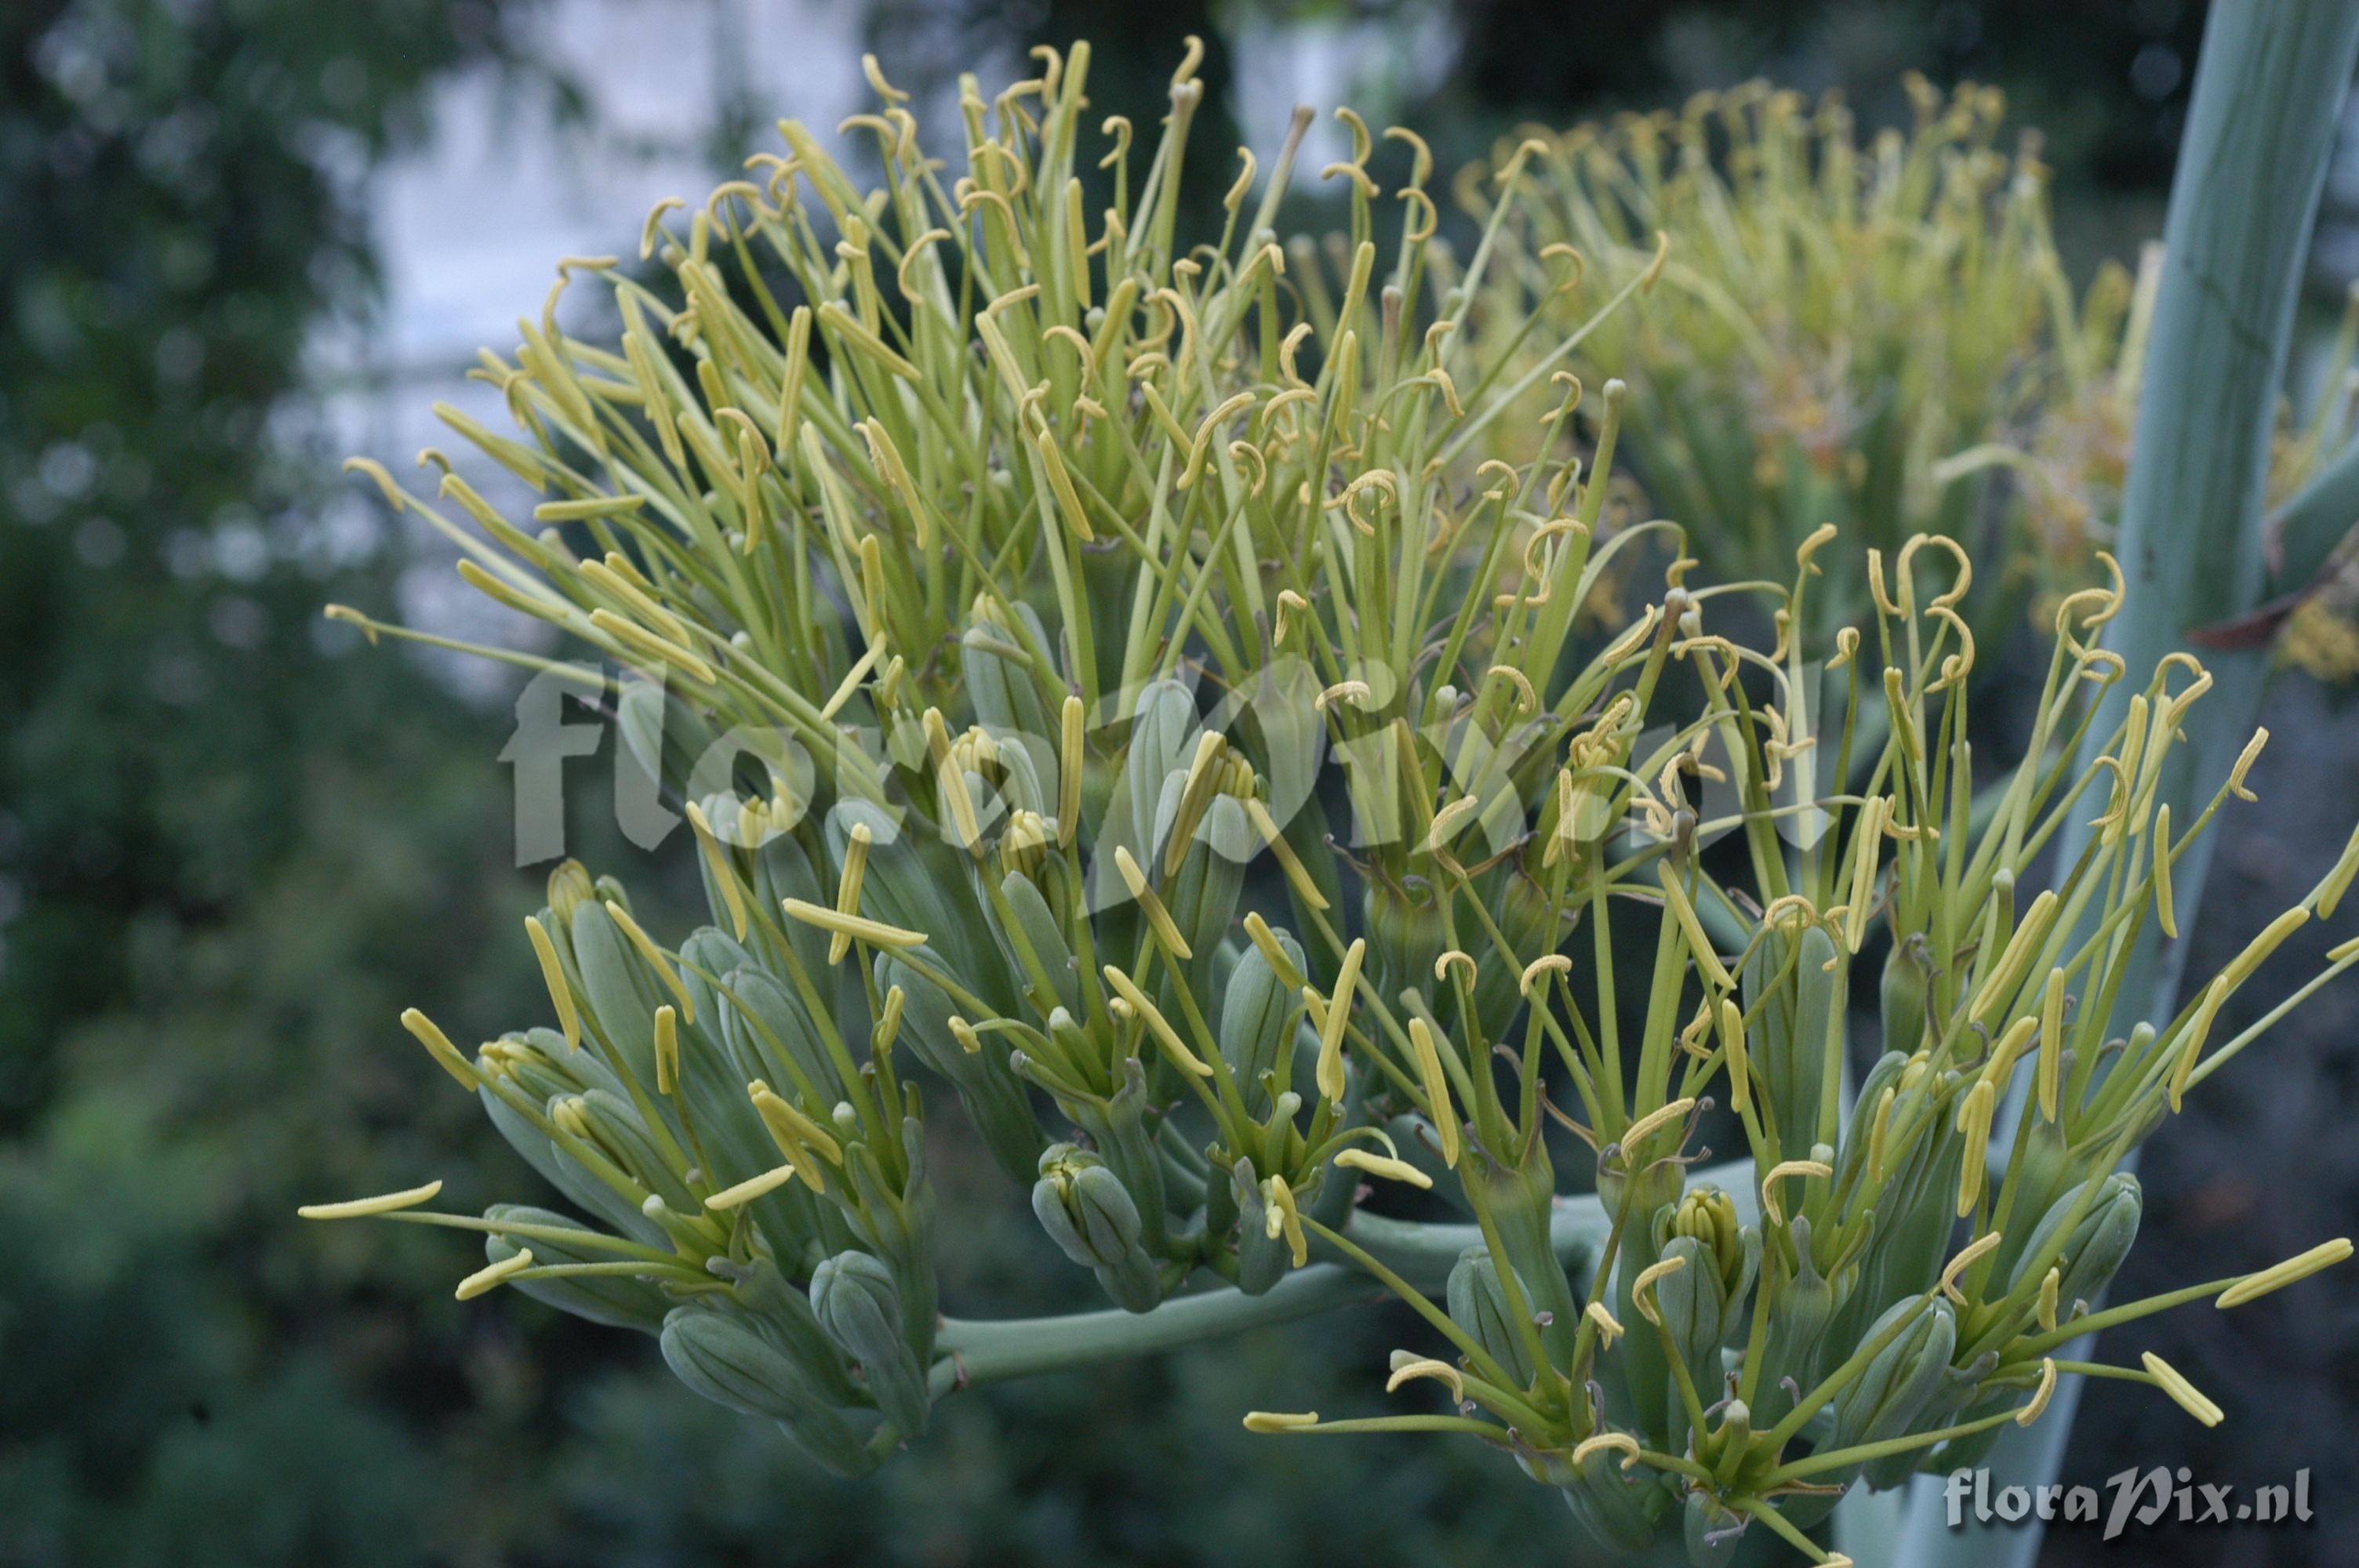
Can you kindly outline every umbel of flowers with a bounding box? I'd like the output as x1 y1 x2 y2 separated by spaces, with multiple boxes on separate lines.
308 43 2355 1564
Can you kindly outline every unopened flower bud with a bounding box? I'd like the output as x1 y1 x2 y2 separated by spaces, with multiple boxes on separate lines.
2009 1171 2141 1323
810 1250 932 1439
1445 1245 1537 1388
1827 1297 1957 1483
1032 1143 1160 1312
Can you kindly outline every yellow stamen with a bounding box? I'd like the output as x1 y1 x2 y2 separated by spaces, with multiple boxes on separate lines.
2037 1268 2061 1331
456 1248 534 1301
704 1163 800 1211
2168 977 2227 1112
1572 1432 1641 1468
1263 1174 1309 1267
1244 796 1332 911
2227 728 2268 799
747 1082 841 1183
1520 953 1573 996
781 897 927 951
2216 1237 2354 1308
830 822 874 964
1955 1080 1996 1216
2037 968 2066 1121
1621 1097 1696 1157
2017 1358 2059 1425
2154 804 2178 938
1656 864 1732 989
1335 1149 1432 1189
2220 907 2310 993
1100 965 1214 1076
523 915 582 1050
1407 1017 1459 1167
1939 1231 2002 1303
2141 1352 2223 1427
1114 845 1194 960
298 1181 444 1220
683 802 750 940
1314 938 1366 1105
400 1007 478 1088
654 1004 680 1095
1058 695 1085 847
1583 1300 1625 1349
1242 1411 1321 1433
1759 1160 1832 1228
1385 1353 1465 1401
1630 1254 1687 1327
2314 822 2359 918
1718 998 1750 1114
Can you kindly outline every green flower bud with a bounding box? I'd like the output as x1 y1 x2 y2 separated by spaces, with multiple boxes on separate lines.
660 1305 874 1476
1881 932 1931 1058
1652 1192 1760 1406
546 860 598 931
566 901 663 1085
1363 874 1446 1002
1034 1143 1161 1312
1555 1441 1673 1552
810 1251 931 1439
880 955 1044 1185
477 1083 665 1247
2008 1171 2141 1323
1473 865 1555 1040
1226 1156 1294 1298
554 1088 696 1213
1219 926 1303 1118
1446 1245 1536 1388
1743 917 1841 1155
1752 1216 1837 1428
1064 1058 1170 1256
989 862 1081 1017
483 1205 670 1334
1827 1297 1957 1483
963 596 1055 743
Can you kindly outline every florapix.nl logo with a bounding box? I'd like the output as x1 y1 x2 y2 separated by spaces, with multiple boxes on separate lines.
1945 1465 2314 1541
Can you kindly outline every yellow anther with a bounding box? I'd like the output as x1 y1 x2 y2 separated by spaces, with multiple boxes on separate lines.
2217 1238 2354 1308
455 1248 534 1301
1407 1017 1459 1167
2141 1352 2223 1427
1314 939 1366 1103
1335 1148 1433 1190
781 897 927 952
524 915 582 1050
298 1181 445 1221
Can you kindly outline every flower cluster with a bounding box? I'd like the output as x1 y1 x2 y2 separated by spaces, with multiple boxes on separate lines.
306 44 2355 1564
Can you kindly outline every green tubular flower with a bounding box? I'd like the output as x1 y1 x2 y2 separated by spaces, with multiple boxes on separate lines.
297 40 2359 1554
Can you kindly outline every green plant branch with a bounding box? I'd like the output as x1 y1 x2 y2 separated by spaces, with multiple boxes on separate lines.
930 1158 1758 1393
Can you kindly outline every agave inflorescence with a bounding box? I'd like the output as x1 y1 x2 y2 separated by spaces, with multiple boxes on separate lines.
1480 76 2069 646
307 44 2357 1564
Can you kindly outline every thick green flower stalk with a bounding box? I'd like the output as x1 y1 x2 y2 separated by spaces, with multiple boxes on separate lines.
1481 78 2060 642
302 44 2359 1564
